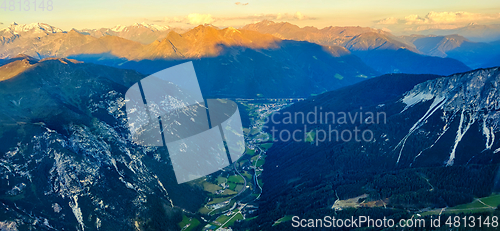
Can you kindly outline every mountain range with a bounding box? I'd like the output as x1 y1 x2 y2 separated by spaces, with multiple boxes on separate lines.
401 34 500 69
77 22 176 45
416 23 500 42
242 20 414 51
68 26 380 98
0 21 473 83
1 23 385 98
1 19 500 231
0 22 63 44
241 20 471 75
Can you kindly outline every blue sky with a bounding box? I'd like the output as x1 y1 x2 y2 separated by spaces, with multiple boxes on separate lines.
1 0 500 32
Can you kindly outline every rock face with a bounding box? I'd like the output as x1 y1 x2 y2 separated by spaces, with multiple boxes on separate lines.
0 57 203 230
397 67 500 166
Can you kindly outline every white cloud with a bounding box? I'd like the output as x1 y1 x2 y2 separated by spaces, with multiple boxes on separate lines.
377 17 399 25
379 11 500 25
376 11 500 31
294 12 305 20
235 2 249 6
424 11 494 24
161 14 216 25
151 12 315 26
262 12 312 21
274 12 310 20
187 13 215 25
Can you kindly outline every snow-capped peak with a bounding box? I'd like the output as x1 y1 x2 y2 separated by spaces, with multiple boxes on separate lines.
110 23 169 32
6 22 63 34
149 24 170 31
110 25 126 32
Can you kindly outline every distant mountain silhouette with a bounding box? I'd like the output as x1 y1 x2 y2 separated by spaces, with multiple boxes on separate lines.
242 20 472 75
242 20 414 51
3 24 378 98
402 34 500 69
416 24 500 42
77 22 175 44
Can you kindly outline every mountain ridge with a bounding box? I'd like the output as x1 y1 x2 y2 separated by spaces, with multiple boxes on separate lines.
242 20 415 52
400 34 500 69
250 66 500 229
242 20 471 75
0 56 205 230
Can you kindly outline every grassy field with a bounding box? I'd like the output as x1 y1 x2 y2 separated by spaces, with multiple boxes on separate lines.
224 212 244 227
237 160 249 168
256 159 265 168
235 185 244 192
214 215 230 226
453 201 489 210
259 143 273 150
254 133 269 141
249 128 260 135
273 215 294 226
421 194 500 216
228 175 244 184
480 194 500 206
178 215 200 231
243 171 252 180
207 196 231 205
198 207 211 214
228 182 237 191
216 176 227 185
245 148 256 156
222 189 237 195
203 182 222 193
305 130 315 143
256 158 266 167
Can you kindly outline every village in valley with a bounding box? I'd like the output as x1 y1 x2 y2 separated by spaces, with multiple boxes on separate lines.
177 99 295 231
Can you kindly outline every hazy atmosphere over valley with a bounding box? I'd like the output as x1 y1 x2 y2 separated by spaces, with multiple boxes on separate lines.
2 1 500 230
